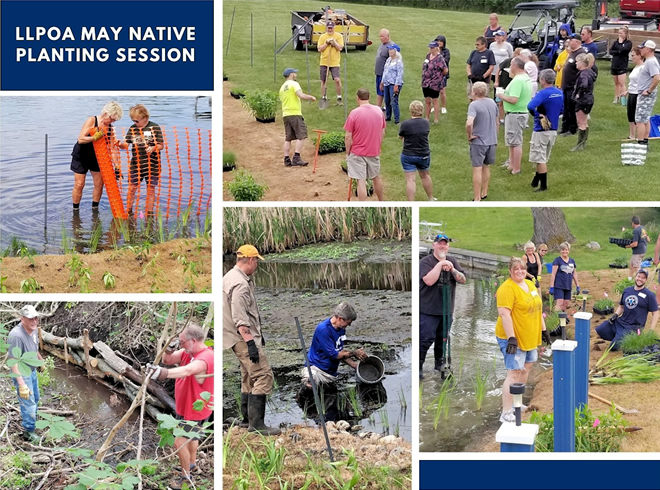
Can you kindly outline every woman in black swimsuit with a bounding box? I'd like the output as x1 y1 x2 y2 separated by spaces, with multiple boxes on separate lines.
522 241 542 286
70 101 123 210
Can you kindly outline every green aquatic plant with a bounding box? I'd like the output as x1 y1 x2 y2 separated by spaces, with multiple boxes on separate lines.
102 271 116 290
88 220 104 254
346 386 362 417
378 408 390 434
430 376 456 429
590 346 660 384
472 360 492 411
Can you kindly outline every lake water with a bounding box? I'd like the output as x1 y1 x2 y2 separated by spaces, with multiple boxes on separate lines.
0 96 212 254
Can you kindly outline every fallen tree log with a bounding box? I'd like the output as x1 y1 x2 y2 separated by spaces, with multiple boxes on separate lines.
42 331 93 351
41 345 104 378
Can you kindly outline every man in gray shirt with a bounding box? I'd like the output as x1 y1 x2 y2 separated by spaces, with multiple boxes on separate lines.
634 40 660 145
466 81 498 201
375 29 392 109
626 216 649 279
8 305 44 443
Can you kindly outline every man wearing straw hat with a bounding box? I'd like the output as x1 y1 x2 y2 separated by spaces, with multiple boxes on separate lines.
223 245 280 436
279 68 316 167
302 302 368 387
8 305 44 444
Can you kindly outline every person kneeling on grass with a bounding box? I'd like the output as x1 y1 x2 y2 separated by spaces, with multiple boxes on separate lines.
302 302 368 387
596 269 659 350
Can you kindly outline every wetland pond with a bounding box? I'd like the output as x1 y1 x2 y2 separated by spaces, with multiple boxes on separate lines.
419 271 552 452
223 239 413 441
0 96 212 254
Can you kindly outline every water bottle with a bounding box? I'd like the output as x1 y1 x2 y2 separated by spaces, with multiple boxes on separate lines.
621 95 627 106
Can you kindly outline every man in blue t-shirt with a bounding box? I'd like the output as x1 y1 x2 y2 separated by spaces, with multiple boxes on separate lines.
580 27 599 57
303 302 368 386
528 69 563 193
596 269 659 350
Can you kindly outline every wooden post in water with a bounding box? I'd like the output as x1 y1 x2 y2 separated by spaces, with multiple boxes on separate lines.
63 339 69 364
83 329 92 378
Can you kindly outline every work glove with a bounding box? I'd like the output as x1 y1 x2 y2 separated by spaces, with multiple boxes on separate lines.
165 339 179 353
608 313 619 324
542 330 552 345
92 130 105 142
506 337 518 355
540 114 551 131
549 287 555 295
575 286 581 295
246 339 260 364
534 279 540 289
146 363 169 381
18 385 30 400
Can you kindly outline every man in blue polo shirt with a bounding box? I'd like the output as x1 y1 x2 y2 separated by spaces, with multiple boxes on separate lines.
528 68 563 192
595 269 659 350
303 302 368 386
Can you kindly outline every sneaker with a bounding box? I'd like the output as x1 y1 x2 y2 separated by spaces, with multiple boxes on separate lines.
441 107 447 114
336 97 343 106
284 156 292 167
613 97 619 104
499 410 516 424
430 107 435 114
173 464 202 476
168 473 194 490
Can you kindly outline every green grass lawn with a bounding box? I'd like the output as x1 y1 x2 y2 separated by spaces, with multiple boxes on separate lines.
223 0 659 201
420 207 660 270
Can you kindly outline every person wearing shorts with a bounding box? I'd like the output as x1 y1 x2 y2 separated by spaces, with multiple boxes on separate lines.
375 29 392 109
344 88 386 201
549 242 580 316
610 27 632 104
466 81 498 201
625 48 645 140
117 104 163 216
527 69 563 192
495 257 551 423
634 40 660 145
500 57 532 174
70 101 123 210
435 35 451 113
399 100 434 201
318 22 344 105
421 41 448 123
570 53 596 152
279 68 316 167
625 216 649 279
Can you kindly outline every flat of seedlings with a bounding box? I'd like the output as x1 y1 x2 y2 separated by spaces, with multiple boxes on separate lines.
223 83 377 202
1 238 211 293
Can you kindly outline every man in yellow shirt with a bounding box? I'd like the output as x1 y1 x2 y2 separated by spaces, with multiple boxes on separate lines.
279 68 316 166
318 21 344 105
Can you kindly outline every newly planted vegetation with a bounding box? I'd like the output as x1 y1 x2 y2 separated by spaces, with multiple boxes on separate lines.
225 169 269 201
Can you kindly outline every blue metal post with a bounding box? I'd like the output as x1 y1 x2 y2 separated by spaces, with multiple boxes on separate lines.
574 312 592 413
553 339 577 452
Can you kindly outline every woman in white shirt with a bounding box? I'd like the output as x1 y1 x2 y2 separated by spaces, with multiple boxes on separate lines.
520 49 539 96
624 47 645 140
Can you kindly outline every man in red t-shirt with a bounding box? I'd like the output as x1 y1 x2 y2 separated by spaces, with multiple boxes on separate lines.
150 323 214 490
344 88 386 201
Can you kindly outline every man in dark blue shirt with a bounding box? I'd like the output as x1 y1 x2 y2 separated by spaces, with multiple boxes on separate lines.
580 27 599 57
596 269 659 350
304 302 367 386
528 69 564 193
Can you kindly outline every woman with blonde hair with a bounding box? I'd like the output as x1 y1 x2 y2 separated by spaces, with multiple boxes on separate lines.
381 43 404 124
609 26 632 104
571 53 597 151
495 257 551 423
70 101 123 210
520 49 540 95
522 241 542 286
398 100 434 201
549 242 580 315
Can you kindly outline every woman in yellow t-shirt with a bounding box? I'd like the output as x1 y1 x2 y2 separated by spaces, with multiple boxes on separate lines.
495 257 551 423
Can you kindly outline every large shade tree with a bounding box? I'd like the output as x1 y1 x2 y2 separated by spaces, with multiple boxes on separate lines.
530 208 576 250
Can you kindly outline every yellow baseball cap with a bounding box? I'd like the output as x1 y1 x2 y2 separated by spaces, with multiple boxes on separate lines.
236 244 265 260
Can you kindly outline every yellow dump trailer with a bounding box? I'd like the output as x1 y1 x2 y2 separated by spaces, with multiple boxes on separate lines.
291 9 370 51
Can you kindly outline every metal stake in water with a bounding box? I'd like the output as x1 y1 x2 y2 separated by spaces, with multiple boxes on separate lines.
511 382 525 426
295 317 334 462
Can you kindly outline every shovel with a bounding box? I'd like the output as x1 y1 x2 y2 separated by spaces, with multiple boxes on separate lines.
588 391 640 414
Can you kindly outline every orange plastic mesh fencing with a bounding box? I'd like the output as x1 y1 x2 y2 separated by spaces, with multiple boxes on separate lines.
90 127 128 219
111 126 212 220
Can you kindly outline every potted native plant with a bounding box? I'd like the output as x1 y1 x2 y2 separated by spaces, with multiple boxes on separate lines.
242 90 278 123
593 298 615 316
318 131 346 155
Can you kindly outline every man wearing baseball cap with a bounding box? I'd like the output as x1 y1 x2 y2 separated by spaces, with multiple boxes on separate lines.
279 68 316 167
419 235 466 377
223 245 280 435
8 305 45 443
595 268 658 350
318 21 345 105
633 40 660 146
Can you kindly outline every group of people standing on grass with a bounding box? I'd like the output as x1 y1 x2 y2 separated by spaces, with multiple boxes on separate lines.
276 13 660 201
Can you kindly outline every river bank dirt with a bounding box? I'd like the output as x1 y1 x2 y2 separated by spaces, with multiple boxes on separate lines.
468 268 660 452
1 237 211 293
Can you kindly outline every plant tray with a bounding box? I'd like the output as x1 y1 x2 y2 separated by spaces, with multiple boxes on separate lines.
593 306 614 315
318 148 344 155
256 117 275 123
609 263 627 269
230 92 245 99
223 163 236 172
609 237 632 247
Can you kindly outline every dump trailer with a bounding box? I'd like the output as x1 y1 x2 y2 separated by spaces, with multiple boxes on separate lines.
290 8 370 51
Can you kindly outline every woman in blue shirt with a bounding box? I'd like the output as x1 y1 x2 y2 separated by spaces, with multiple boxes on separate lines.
549 242 580 316
380 43 404 124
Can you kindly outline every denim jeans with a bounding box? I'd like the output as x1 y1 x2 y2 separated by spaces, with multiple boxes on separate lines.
384 84 402 123
13 370 39 432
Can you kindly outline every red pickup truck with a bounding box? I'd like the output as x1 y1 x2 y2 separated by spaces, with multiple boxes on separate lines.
620 0 660 20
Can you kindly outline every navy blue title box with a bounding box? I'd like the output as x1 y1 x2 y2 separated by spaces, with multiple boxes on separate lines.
1 0 212 90
420 460 660 489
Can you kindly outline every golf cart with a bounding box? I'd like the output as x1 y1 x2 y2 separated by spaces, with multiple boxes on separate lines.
507 1 580 66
